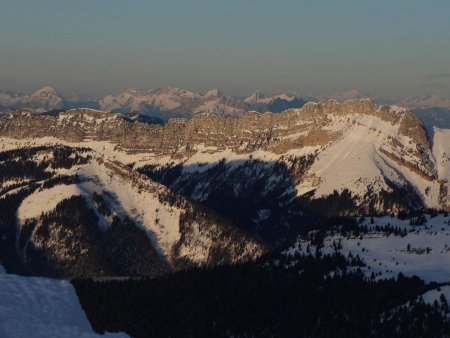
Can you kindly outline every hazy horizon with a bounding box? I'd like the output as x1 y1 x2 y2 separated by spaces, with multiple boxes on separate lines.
2 84 449 102
1 0 449 98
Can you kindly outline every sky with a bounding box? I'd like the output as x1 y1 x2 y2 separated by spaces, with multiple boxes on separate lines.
0 0 449 98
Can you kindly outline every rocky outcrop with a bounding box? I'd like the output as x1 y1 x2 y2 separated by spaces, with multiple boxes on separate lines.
0 101 436 180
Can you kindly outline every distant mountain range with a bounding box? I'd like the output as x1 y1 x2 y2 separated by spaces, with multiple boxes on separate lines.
0 86 306 120
1 86 449 127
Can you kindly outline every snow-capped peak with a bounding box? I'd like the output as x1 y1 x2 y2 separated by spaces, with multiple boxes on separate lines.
31 86 61 98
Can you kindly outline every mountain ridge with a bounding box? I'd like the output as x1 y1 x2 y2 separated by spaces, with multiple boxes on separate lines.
1 99 448 216
0 144 265 278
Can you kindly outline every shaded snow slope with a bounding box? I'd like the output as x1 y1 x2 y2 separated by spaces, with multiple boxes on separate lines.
75 160 182 260
0 266 127 338
421 286 450 307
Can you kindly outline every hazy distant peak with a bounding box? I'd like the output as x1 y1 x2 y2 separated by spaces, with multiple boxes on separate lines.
122 88 146 96
399 95 450 109
319 90 373 102
31 86 61 97
271 93 297 102
63 92 94 102
342 89 371 97
204 88 222 97
156 86 199 97
244 91 268 104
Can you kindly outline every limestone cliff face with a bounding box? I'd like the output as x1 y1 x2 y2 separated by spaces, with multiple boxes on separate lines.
0 101 430 150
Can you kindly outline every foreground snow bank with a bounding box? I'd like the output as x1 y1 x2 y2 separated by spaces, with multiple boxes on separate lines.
0 266 128 338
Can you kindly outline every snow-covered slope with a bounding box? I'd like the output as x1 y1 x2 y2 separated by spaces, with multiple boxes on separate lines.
296 110 438 208
282 214 450 283
0 266 127 338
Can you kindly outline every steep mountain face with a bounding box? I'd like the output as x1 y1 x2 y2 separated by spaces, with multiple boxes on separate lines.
0 145 264 278
396 96 450 135
1 100 449 247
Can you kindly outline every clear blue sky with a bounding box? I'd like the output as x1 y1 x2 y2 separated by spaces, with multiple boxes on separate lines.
1 0 449 98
